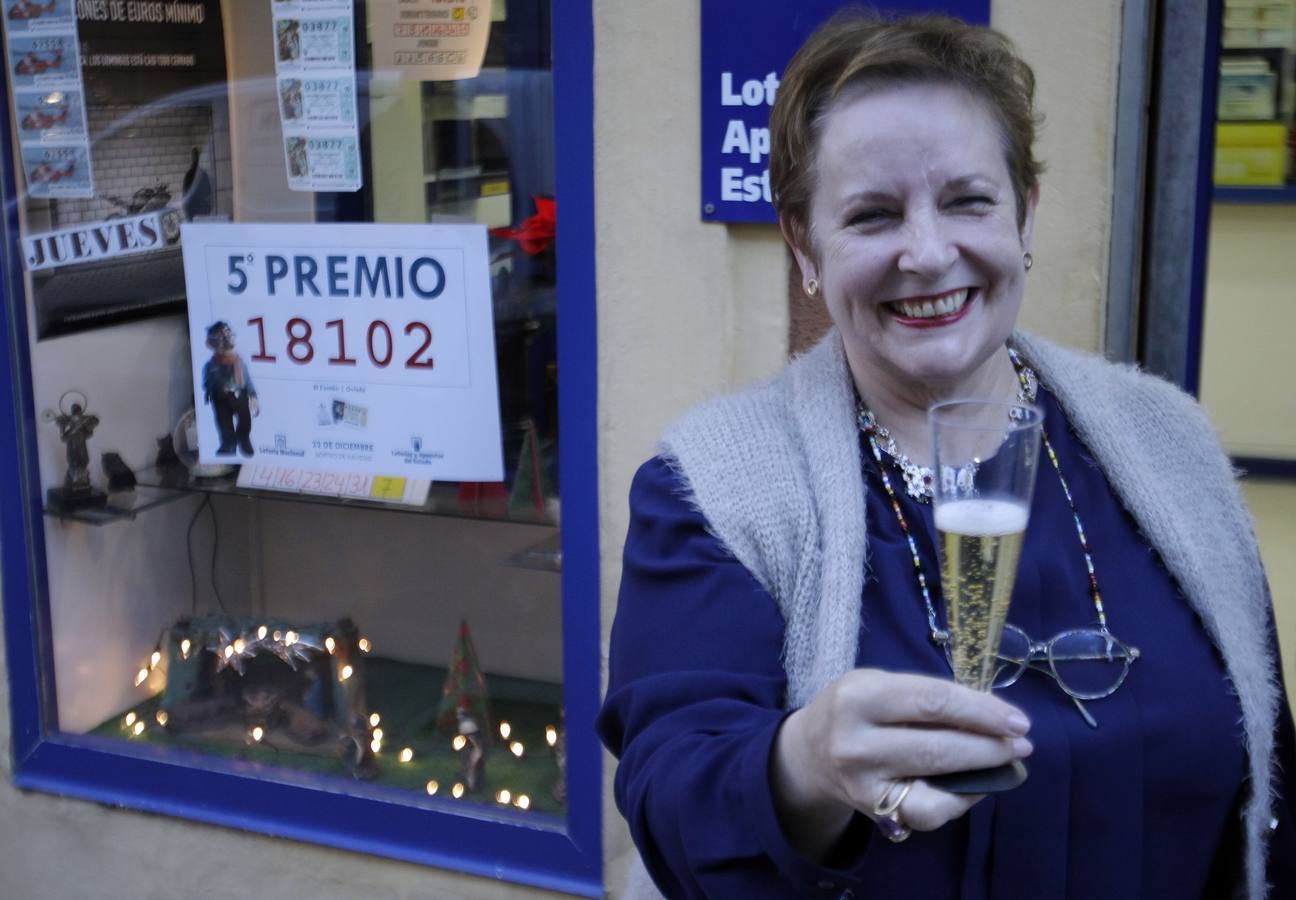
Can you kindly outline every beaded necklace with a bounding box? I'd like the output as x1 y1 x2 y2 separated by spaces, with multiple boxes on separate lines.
856 350 1111 644
860 362 1039 502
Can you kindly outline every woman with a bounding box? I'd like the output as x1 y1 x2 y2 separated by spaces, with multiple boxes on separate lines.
597 11 1296 900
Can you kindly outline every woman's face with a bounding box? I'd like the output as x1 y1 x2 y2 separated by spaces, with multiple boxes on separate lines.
790 81 1037 397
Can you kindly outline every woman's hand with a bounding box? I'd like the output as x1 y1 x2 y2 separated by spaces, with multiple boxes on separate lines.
770 668 1033 860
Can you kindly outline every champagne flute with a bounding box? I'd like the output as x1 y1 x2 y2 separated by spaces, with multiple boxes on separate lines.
926 398 1043 794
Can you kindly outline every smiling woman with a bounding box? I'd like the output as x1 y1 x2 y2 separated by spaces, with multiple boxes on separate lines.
788 81 1035 444
599 10 1296 900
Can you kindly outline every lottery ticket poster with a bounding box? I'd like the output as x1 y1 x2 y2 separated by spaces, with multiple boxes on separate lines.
19 142 91 197
4 0 75 33
180 222 504 480
7 31 77 88
278 74 355 127
15 85 85 136
369 0 492 82
2 2 94 198
283 133 361 192
271 0 362 192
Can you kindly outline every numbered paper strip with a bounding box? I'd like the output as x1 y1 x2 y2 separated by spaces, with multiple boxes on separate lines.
237 462 431 506
180 222 503 480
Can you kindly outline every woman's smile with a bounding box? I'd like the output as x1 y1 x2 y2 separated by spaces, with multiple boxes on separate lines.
885 287 975 327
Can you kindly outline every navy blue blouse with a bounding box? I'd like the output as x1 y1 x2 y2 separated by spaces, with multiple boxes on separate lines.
599 386 1296 899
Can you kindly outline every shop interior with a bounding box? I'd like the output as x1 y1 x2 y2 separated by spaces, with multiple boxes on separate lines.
16 0 566 816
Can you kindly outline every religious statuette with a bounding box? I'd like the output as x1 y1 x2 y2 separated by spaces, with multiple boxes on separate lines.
43 389 106 510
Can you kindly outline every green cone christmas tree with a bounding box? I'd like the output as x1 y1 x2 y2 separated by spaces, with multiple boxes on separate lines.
510 418 553 514
436 619 491 740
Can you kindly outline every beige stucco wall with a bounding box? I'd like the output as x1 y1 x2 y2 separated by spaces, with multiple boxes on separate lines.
992 0 1120 349
596 0 1122 890
0 1 1122 897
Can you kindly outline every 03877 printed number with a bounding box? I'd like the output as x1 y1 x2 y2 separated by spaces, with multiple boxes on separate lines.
247 316 434 369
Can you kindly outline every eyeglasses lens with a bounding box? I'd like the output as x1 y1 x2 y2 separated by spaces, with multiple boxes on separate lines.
1047 630 1131 699
992 625 1030 688
988 626 1132 700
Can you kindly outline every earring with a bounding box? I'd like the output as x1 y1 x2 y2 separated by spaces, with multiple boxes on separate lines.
805 278 819 297
1023 252 1034 271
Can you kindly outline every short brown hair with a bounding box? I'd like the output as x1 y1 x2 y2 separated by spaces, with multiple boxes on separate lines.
770 11 1044 250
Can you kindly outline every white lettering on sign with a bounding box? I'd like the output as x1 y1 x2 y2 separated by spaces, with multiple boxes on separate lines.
721 119 771 164
715 72 779 207
721 167 771 203
22 211 168 271
720 71 780 106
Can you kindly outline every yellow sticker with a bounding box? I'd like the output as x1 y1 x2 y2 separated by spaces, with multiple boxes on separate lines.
481 180 509 197
453 7 465 20
370 476 408 500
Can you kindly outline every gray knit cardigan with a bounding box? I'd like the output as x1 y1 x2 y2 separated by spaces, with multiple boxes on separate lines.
628 329 1278 899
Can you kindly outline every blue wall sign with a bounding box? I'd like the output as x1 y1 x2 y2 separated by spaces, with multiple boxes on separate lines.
701 0 991 224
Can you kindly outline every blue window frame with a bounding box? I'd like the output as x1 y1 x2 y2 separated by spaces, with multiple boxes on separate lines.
0 1 599 894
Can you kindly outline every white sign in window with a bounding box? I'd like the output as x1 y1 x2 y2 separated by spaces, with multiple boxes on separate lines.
181 221 504 479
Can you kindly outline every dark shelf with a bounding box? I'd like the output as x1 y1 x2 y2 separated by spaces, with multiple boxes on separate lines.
130 466 558 527
1213 185 1296 204
43 485 194 525
45 466 557 529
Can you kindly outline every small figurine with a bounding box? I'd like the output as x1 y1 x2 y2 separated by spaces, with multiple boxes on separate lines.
155 433 182 470
456 709 487 793
551 716 567 804
181 147 212 220
339 715 378 780
101 452 136 491
201 321 259 457
43 390 106 509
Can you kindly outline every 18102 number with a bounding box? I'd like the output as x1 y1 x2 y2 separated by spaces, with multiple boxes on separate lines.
247 316 434 370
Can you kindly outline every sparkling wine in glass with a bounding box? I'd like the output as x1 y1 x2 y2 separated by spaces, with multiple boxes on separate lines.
927 399 1043 793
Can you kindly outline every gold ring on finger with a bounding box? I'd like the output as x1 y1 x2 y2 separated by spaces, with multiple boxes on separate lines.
873 778 915 817
872 779 915 843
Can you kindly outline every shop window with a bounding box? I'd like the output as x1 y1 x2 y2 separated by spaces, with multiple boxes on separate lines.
0 0 599 893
